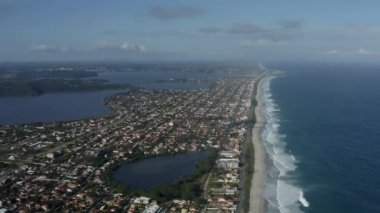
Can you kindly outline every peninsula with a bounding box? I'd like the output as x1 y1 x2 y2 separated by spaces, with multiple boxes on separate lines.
0 64 269 213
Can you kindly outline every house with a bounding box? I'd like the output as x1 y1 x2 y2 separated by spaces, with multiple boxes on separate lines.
216 158 239 170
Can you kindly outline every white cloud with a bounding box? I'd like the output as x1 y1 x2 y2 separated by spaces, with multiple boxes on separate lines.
30 44 67 52
324 50 340 55
120 42 146 52
357 48 371 55
323 48 374 56
92 41 146 53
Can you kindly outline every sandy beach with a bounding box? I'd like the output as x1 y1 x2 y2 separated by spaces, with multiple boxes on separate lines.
249 77 268 213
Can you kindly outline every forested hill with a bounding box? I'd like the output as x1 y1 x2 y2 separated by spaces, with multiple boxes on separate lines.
0 78 129 97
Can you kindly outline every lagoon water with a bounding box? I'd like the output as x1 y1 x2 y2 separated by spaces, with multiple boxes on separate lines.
265 64 380 213
113 151 211 189
0 90 118 125
91 71 216 90
92 70 218 85
0 71 216 125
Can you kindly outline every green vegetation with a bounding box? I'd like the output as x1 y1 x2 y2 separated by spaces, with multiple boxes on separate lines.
14 70 98 79
0 78 130 97
240 79 260 212
242 131 254 212
103 149 218 204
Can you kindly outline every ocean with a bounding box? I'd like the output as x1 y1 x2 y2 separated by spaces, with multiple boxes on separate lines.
261 64 380 213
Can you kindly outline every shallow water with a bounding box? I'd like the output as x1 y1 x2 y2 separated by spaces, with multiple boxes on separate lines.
260 76 306 213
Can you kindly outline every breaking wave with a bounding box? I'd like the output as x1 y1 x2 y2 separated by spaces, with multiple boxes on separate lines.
259 76 309 213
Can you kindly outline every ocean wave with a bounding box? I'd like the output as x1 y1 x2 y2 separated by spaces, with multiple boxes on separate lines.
260 76 309 213
299 191 310 207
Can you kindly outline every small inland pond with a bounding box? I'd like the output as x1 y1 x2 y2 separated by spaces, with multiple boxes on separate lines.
113 150 213 190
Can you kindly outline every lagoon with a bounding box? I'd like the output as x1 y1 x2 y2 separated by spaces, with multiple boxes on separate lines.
0 71 217 125
90 71 216 90
113 151 211 189
0 90 118 125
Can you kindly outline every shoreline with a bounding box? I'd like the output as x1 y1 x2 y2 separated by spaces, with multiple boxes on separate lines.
249 76 268 213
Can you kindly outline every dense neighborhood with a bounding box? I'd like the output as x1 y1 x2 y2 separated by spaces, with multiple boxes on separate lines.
0 68 264 212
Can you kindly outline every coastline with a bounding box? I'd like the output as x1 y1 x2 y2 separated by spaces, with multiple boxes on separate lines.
249 76 268 213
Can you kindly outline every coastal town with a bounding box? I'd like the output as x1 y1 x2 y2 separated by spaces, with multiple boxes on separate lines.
0 67 265 213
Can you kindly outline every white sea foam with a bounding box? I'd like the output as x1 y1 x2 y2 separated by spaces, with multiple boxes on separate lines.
260 76 309 213
299 191 310 207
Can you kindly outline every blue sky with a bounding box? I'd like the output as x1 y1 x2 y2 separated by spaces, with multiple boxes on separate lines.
2 0 380 63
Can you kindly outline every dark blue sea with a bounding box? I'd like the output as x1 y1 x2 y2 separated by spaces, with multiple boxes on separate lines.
262 64 380 213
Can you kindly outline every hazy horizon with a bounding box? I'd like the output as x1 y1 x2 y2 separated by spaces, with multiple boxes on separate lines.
2 0 380 63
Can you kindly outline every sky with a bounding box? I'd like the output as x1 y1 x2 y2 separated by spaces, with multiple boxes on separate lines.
2 0 380 63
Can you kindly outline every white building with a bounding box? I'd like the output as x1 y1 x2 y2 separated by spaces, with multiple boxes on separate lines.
216 158 239 170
